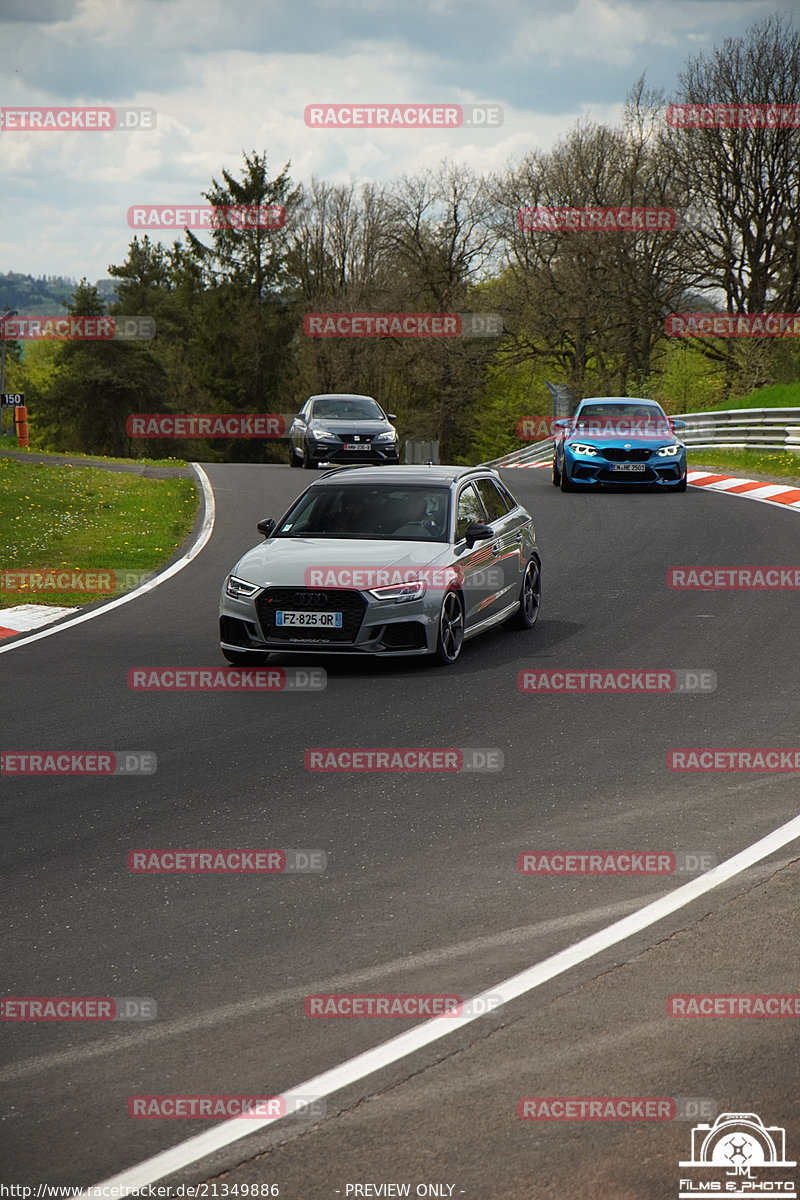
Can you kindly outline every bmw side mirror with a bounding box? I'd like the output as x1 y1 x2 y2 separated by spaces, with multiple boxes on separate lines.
553 419 570 431
386 413 398 421
257 517 276 538
670 419 687 430
465 521 493 548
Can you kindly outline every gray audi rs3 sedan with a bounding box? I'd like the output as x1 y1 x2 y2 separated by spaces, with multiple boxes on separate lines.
219 465 541 666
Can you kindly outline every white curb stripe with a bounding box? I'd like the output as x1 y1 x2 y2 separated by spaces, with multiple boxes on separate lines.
85 811 800 1193
0 465 214 655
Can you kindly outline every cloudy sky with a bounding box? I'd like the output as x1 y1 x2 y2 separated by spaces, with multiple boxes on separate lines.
0 0 793 287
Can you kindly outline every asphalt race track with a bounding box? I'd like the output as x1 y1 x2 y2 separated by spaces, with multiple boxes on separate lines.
2 463 799 1198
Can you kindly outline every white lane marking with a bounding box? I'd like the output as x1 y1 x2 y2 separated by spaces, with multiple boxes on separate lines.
86 812 800 1193
0 604 80 632
0 465 214 655
1 891 665 1085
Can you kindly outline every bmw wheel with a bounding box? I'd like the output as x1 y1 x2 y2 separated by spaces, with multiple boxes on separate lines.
434 590 465 665
552 455 561 486
560 461 576 492
505 557 541 630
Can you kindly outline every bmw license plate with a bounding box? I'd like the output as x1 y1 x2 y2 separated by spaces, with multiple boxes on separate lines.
611 463 646 472
275 611 342 627
345 443 371 451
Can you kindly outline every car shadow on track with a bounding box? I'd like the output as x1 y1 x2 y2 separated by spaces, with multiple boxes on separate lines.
257 618 584 680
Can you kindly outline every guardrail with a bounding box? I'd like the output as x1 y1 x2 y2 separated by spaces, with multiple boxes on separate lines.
486 406 800 469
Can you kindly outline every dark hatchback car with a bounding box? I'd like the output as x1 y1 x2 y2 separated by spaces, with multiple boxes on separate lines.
288 393 400 469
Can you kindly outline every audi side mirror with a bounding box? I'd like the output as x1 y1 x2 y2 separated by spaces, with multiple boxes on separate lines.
465 521 493 549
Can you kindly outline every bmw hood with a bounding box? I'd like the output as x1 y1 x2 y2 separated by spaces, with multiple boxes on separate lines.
232 538 451 588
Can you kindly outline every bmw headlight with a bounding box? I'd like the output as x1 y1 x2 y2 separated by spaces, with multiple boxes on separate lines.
225 575 261 599
368 580 426 602
374 430 398 442
656 444 683 457
570 443 598 456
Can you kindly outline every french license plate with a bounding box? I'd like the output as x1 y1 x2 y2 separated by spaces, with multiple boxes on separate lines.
275 611 342 627
345 443 371 451
611 463 646 472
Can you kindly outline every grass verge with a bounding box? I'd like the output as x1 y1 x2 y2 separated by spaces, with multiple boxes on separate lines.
0 458 198 609
688 447 800 485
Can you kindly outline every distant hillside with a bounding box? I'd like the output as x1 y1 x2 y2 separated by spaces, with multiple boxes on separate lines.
0 271 82 316
0 272 117 316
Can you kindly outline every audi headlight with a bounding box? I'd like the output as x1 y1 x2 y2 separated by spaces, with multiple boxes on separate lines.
374 430 398 442
656 444 682 457
570 443 598 456
226 575 261 599
368 580 426 602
